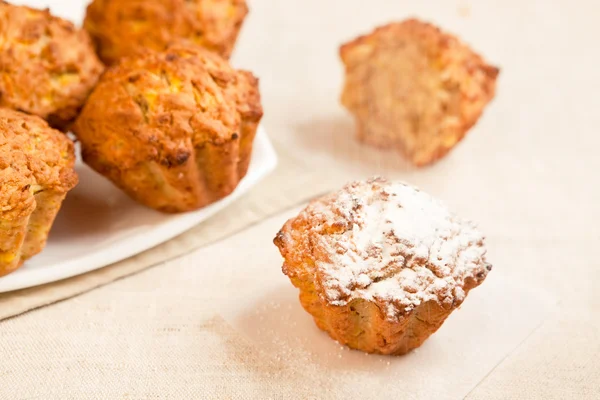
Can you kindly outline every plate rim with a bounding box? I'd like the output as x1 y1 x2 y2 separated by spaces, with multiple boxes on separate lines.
0 127 277 293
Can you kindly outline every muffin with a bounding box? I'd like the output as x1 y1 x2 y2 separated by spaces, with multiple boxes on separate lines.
0 108 78 277
0 1 104 130
72 42 262 213
84 0 249 65
340 19 499 166
274 178 492 355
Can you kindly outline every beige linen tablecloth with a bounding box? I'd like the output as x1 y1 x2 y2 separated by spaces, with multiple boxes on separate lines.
0 208 560 399
1 0 600 398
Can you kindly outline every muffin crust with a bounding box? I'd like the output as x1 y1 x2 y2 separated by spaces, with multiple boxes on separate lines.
0 1 104 129
84 0 249 65
0 108 77 276
275 178 491 355
73 43 262 213
341 19 499 166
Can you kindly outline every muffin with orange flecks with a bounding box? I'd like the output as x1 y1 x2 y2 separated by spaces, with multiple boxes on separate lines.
73 42 262 213
0 108 77 277
84 0 248 65
0 1 104 130
274 177 492 355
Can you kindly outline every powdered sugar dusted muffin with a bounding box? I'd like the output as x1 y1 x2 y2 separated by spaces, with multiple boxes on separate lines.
274 177 491 355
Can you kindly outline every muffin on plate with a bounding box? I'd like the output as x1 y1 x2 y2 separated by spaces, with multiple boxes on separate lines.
84 0 249 65
72 42 262 213
340 19 499 166
0 108 78 277
274 177 492 355
0 1 104 130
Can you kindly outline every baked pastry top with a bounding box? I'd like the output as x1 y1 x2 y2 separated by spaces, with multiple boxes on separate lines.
84 0 249 65
73 42 262 213
275 178 491 354
0 108 77 220
0 1 104 129
0 108 77 275
277 177 490 317
341 19 499 166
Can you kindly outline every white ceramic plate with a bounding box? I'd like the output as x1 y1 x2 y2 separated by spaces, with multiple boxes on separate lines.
0 127 277 293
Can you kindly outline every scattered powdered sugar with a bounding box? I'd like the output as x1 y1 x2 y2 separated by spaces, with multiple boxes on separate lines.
301 177 490 320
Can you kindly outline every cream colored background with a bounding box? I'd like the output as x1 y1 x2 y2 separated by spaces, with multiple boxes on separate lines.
1 0 599 398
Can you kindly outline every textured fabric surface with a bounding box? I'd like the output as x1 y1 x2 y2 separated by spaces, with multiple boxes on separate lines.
1 0 599 398
0 210 556 399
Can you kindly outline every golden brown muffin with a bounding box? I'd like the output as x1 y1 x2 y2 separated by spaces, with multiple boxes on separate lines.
340 19 499 166
0 1 104 130
84 0 249 65
274 177 492 355
0 108 77 277
72 43 262 213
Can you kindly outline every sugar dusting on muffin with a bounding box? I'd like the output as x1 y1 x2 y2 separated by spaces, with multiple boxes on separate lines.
275 178 492 354
305 177 490 319
277 177 492 320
